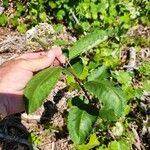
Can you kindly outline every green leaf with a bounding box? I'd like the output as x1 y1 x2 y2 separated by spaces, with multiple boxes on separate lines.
70 58 84 76
98 145 109 150
16 2 25 15
17 23 27 33
139 61 150 76
143 80 150 92
56 10 65 20
84 80 126 121
98 140 132 150
108 140 131 150
49 1 56 9
24 68 61 113
0 14 7 26
39 12 47 21
74 133 100 150
81 22 91 31
112 71 132 85
69 29 108 60
2 0 9 7
9 17 18 27
88 66 109 81
53 24 63 33
79 66 89 80
67 97 97 144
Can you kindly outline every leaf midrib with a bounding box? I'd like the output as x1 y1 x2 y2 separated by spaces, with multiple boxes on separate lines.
31 69 59 101
87 80 124 103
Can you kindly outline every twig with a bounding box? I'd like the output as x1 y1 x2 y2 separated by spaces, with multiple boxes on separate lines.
32 37 49 50
70 9 87 35
70 9 80 26
132 128 145 150
51 142 55 150
64 61 91 102
123 47 137 71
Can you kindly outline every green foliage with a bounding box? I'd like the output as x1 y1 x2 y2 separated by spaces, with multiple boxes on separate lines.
0 14 7 26
67 97 97 144
98 139 132 150
1 0 149 35
69 30 108 59
87 66 109 81
108 140 131 150
17 23 27 33
24 68 61 113
112 71 132 85
93 41 121 69
112 71 136 100
29 133 42 146
22 24 148 148
139 61 150 77
143 80 150 92
74 133 100 150
84 80 126 121
71 59 84 76
2 0 9 7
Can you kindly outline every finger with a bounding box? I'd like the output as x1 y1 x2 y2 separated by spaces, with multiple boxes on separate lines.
52 55 66 67
16 52 47 59
57 55 66 64
47 46 62 58
20 51 56 72
52 59 60 67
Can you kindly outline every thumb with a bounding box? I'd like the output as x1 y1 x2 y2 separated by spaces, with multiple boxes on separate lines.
21 50 56 72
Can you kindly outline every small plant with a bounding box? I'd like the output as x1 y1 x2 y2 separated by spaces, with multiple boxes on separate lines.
29 133 42 146
24 28 130 148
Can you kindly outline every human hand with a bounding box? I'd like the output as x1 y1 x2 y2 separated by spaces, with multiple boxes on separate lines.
0 47 65 118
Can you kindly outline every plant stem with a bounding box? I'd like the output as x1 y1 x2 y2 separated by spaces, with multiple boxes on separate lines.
63 61 91 102
35 38 92 102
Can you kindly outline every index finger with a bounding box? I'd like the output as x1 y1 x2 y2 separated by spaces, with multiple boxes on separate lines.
16 52 47 59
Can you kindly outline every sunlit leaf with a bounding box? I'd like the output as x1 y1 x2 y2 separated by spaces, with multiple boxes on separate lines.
0 14 7 26
68 97 97 144
84 80 126 121
88 66 109 81
74 133 100 150
69 29 108 60
24 68 61 113
108 140 131 150
17 23 27 33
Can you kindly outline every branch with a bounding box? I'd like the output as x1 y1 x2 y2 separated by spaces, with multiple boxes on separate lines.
70 9 87 35
123 47 137 71
64 62 91 102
